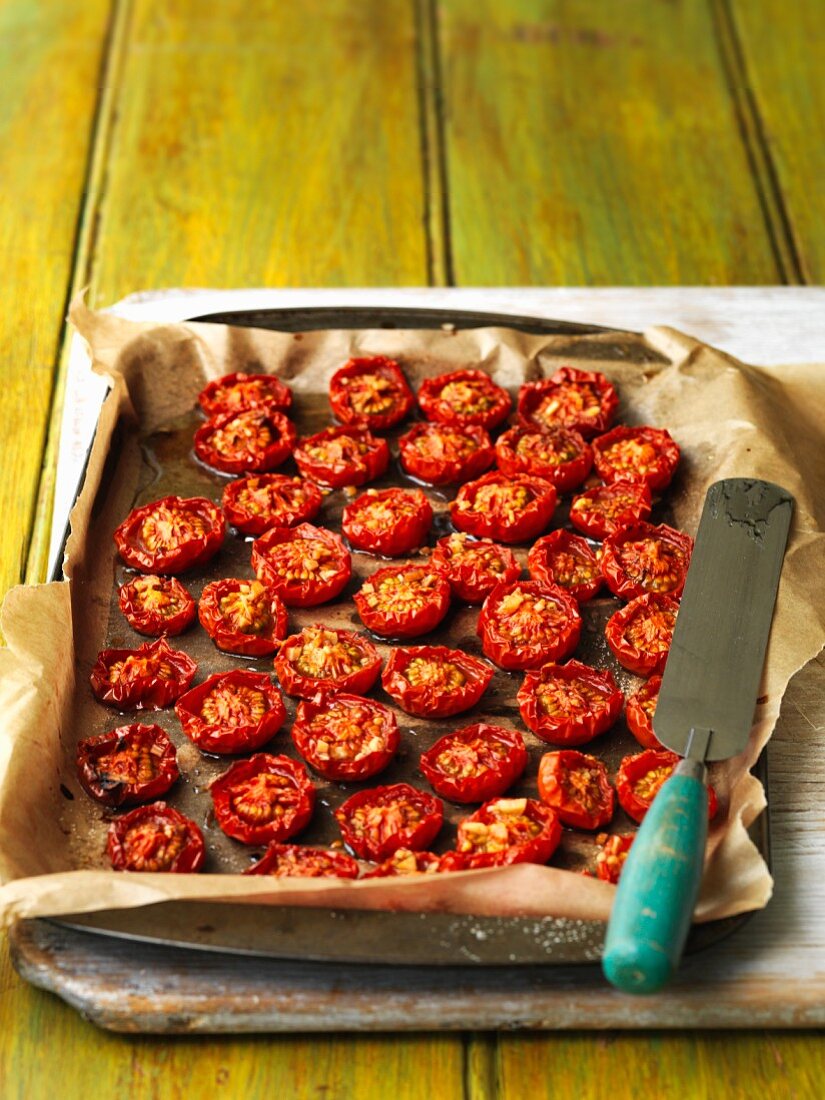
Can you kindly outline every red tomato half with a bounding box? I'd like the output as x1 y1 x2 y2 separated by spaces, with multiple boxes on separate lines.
477 580 581 670
527 530 603 603
601 522 693 600
616 749 718 823
90 637 197 710
274 625 382 698
453 797 562 868
625 675 664 750
518 367 619 438
592 425 680 492
569 480 652 541
198 371 292 418
354 565 451 639
518 660 622 745
335 783 444 861
605 593 679 677
222 474 322 535
381 646 494 718
114 495 225 574
495 425 593 492
118 574 196 636
291 693 399 781
595 833 634 883
342 488 432 557
329 355 414 431
251 523 352 607
398 421 494 485
210 753 315 845
451 472 557 544
537 750 614 829
107 803 205 873
76 724 179 807
175 670 286 754
429 532 521 605
363 848 442 878
293 424 390 488
419 724 527 804
194 409 297 474
244 844 359 879
198 578 288 656
417 368 511 430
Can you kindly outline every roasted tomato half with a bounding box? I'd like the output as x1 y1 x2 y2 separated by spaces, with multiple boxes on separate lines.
222 474 322 535
198 371 292 418
398 421 494 485
605 593 679 677
335 783 443 861
210 753 315 845
495 424 593 492
90 637 197 710
274 625 382 698
616 749 718 823
518 660 622 745
354 564 451 639
329 355 414 431
419 724 527 804
76 724 179 807
430 532 521 604
118 574 196 636
518 367 619 438
363 848 442 878
114 495 225 574
595 833 634 883
527 529 603 603
251 523 352 607
478 580 581 670
342 487 433 557
107 803 205 873
537 750 614 829
198 578 288 656
601 522 693 601
194 408 297 475
293 424 390 489
569 479 652 541
625 675 664 750
381 645 494 719
453 797 562 868
417 368 511 430
244 843 359 879
592 425 680 492
175 670 286 754
291 693 399 781
451 472 557 544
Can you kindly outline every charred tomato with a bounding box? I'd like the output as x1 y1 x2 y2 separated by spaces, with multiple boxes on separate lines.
430 532 521 605
363 848 442 878
537 750 614 829
354 564 451 639
329 355 414 431
175 670 286 754
398 421 494 485
107 803 205 873
198 371 292 418
527 529 603 603
118 574 196 636
592 425 680 492
616 749 718 823
381 645 494 719
605 593 679 677
76 723 179 807
335 783 443 861
274 625 382 698
198 578 288 656
595 833 635 883
251 523 352 607
417 368 511 430
419 724 528 804
495 424 593 492
114 495 225 574
342 487 432 557
244 843 359 879
291 693 399 781
518 367 619 438
477 580 581 671
451 472 557 544
222 474 322 535
601 522 693 600
625 675 664 750
453 797 562 867
90 637 197 710
194 408 297 475
293 424 390 489
569 480 652 541
210 753 315 845
518 660 622 745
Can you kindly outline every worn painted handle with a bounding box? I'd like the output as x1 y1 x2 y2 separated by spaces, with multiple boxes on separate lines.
602 763 708 995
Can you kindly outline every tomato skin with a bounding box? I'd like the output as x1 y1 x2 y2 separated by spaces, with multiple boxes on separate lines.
194 409 297 474
518 367 619 438
595 833 634 883
569 479 652 541
90 637 197 710
76 724 179 807
222 474 322 535
417 368 512 430
454 797 562 867
107 802 206 873
291 693 399 781
342 488 433 557
293 424 390 489
354 565 451 639
616 749 718 823
251 523 352 607
198 371 292 418
527 529 603 603
518 660 623 745
175 670 286 754
335 783 444 861
592 425 680 492
274 625 382 699
450 472 557 544
398 421 494 486
537 750 615 829
244 843 359 879
114 495 225 574
604 593 679 677
198 578 288 656
210 753 316 845
625 675 664 750
600 522 693 600
430 533 521 605
363 848 442 878
495 425 593 492
118 574 196 636
419 724 528 804
329 355 414 431
477 580 581 671
381 645 494 718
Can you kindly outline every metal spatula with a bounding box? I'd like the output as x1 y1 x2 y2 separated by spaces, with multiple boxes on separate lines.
602 478 793 994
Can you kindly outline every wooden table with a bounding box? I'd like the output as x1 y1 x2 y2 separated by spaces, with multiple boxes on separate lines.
1 1 823 1095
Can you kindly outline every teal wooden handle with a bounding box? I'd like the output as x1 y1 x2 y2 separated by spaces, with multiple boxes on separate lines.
602 764 708 994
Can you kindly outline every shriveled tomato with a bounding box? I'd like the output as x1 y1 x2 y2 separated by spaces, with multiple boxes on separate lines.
293 424 390 488
274 625 382 698
244 843 359 879
251 523 351 607
527 529 603 603
477 580 581 670
419 724 527 804
107 802 205 873
537 750 614 829
198 578 288 656
363 848 442 877
381 645 493 718
342 487 432 557
76 724 179 807
453 797 562 868
398 421 494 485
175 670 286 754
518 660 622 745
605 593 678 677
335 783 443 861
222 474 322 535
451 472 557 544
329 355 414 431
616 749 718 823
210 753 315 845
625 675 664 750
354 564 451 639
569 480 652 541
430 532 520 605
291 693 399 781
601 522 693 600
417 368 511 430
90 637 197 710
518 367 619 438
495 424 593 492
114 495 225 574
118 574 196 636
198 371 292 418
595 833 634 883
194 409 297 475
592 425 680 492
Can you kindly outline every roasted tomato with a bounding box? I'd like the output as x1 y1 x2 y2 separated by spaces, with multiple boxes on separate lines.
244 843 359 879
342 488 433 557
363 848 442 878
222 474 322 535
601 522 693 600
495 425 593 492
293 424 390 489
592 425 680 492
210 753 315 845
398 421 494 485
354 564 451 639
274 625 382 698
114 495 225 574
118 574 196 636
518 367 619 438
453 797 562 867
417 368 511 430
198 371 292 418
616 749 718 823
527 530 603 603
518 660 622 745
429 532 520 606
251 523 352 607
419 724 527 804
335 783 443 861
537 750 614 829
605 593 678 677
291 693 399 781
451 472 557 544
194 408 297 475
381 645 493 718
595 833 634 883
625 675 664 750
198 578 288 656
329 355 414 431
107 802 205 873
90 637 197 710
76 724 179 807
477 580 581 670
175 670 286 754
569 480 652 541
